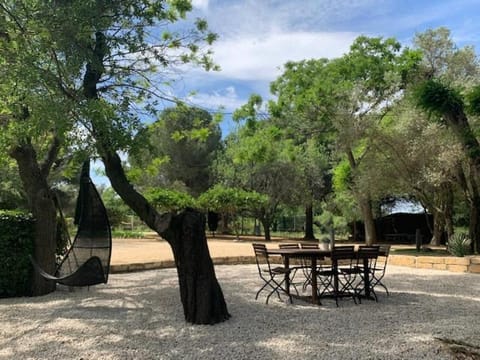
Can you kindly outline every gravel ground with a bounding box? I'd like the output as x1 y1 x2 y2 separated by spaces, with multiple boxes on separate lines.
1 265 479 360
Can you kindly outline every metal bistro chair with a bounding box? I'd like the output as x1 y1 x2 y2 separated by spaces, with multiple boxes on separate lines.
318 246 358 307
350 246 380 302
252 243 293 304
299 243 321 291
278 243 304 290
370 245 391 297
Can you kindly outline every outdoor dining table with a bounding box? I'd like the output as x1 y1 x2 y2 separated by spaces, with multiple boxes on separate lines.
267 247 375 305
266 248 329 304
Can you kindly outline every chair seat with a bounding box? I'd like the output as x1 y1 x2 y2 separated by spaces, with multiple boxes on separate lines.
339 265 363 275
270 267 290 275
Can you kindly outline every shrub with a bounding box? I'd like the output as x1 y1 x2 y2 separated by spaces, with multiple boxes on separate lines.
111 229 145 239
145 188 196 213
447 233 471 257
0 211 35 297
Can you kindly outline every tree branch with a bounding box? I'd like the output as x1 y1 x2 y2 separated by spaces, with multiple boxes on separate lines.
40 135 61 178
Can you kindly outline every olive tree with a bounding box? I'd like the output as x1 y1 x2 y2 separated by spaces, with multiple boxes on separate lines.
0 1 231 323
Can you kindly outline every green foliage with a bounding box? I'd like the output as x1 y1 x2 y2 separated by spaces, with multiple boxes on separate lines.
315 210 348 236
145 188 196 213
129 104 222 196
198 185 267 237
0 211 35 297
466 85 480 116
332 159 352 192
197 185 267 214
0 159 27 209
100 188 134 229
415 80 464 117
232 94 265 129
447 232 471 257
111 230 145 239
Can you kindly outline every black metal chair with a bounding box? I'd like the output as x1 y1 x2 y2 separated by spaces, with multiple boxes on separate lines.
252 243 293 304
278 243 304 289
350 246 380 302
370 244 391 297
299 243 321 291
318 246 358 307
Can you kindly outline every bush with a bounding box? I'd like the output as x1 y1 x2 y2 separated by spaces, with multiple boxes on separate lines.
111 229 145 239
447 233 471 257
0 211 35 298
145 188 196 213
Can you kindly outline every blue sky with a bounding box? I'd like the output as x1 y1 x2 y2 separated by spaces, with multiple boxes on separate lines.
174 0 480 135
93 0 480 185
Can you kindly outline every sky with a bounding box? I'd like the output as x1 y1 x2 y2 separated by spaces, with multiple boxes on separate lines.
174 0 480 135
93 0 480 185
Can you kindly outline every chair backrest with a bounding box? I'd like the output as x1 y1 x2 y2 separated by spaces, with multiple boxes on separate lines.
330 246 356 270
279 243 300 249
252 243 274 275
331 246 355 260
357 245 380 269
253 243 268 258
300 243 319 249
357 246 380 260
378 244 391 257
376 245 391 272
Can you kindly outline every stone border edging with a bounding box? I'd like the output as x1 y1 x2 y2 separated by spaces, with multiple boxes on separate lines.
389 254 480 273
110 254 480 274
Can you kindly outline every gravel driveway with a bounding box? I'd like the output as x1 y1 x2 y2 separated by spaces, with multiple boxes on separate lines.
1 265 479 359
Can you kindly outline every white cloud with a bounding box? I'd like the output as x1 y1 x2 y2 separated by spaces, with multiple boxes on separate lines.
185 86 244 112
210 31 358 81
192 0 209 11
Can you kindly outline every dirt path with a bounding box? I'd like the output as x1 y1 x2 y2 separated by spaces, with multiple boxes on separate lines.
111 235 282 265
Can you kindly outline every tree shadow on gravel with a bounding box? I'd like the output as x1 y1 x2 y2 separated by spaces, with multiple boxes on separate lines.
1 266 479 359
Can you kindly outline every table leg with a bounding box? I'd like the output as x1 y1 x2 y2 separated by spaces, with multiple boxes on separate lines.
311 257 319 304
363 258 370 298
333 259 339 296
363 259 370 299
284 256 290 296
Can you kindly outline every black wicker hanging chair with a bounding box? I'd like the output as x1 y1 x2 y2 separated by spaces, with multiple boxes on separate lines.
30 161 112 287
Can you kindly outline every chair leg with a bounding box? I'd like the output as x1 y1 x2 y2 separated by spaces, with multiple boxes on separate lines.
255 282 269 300
371 276 389 296
257 276 292 304
337 272 358 305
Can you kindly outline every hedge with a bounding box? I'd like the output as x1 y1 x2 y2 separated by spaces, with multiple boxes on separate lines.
0 211 35 298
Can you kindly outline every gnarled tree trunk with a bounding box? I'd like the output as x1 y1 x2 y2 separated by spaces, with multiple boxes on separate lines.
101 150 231 324
85 30 230 324
162 209 231 324
10 142 57 296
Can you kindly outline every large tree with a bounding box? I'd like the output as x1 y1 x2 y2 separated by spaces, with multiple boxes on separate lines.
366 105 463 244
0 1 231 323
216 111 304 240
270 36 420 245
413 28 480 253
0 1 82 295
129 104 221 196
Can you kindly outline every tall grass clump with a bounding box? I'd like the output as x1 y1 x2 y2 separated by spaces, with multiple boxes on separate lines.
447 233 471 257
